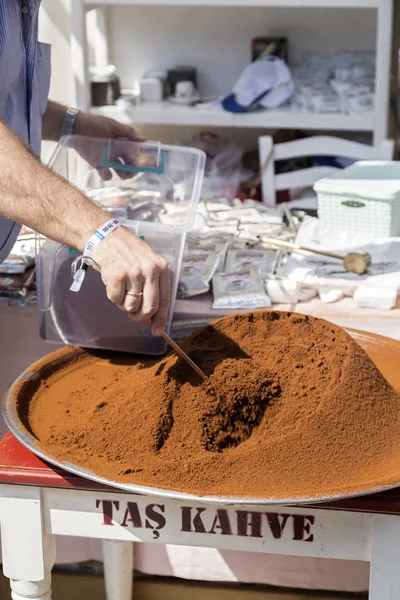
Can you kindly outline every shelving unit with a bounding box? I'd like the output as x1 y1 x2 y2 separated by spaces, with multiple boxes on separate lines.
71 0 393 144
90 103 374 131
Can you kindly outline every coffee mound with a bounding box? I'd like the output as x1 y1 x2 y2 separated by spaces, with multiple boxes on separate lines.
23 311 400 500
201 359 281 452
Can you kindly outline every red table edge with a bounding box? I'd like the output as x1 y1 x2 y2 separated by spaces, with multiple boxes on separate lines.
0 432 400 514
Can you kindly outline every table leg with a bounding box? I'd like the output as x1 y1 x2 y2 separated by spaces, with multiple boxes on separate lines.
369 514 400 599
0 487 55 600
102 540 133 600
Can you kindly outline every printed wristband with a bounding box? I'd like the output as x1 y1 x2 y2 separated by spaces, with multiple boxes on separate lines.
70 218 121 293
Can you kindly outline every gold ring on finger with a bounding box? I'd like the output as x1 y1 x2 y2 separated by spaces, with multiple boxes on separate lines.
126 291 143 298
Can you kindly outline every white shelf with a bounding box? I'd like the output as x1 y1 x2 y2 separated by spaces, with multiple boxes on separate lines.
233 110 374 131
73 0 392 142
90 103 233 126
84 0 382 8
90 103 374 132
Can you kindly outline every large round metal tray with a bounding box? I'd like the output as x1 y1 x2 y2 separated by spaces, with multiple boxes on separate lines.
3 327 400 506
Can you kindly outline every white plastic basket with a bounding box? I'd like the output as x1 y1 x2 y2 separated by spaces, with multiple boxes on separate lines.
314 161 400 239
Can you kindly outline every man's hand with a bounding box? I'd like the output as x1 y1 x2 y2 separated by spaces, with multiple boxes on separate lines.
92 227 170 336
43 102 147 180
43 101 146 144
74 112 146 144
73 114 146 181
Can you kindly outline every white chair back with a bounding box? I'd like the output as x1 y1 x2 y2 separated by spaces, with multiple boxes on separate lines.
259 135 395 207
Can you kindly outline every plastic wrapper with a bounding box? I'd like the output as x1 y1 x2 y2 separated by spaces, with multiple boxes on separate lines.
185 240 229 272
0 289 36 306
297 81 341 113
182 132 244 176
186 231 232 244
354 285 397 310
127 200 163 222
0 267 35 291
122 172 176 222
86 186 128 204
181 133 255 201
0 255 34 275
264 277 318 303
330 79 374 114
205 219 239 235
204 199 233 211
177 252 219 298
200 172 251 201
196 199 233 217
159 202 207 229
241 200 284 222
208 207 264 224
290 50 375 114
86 186 129 219
0 267 36 306
343 83 374 114
238 223 285 240
212 270 271 309
225 248 276 274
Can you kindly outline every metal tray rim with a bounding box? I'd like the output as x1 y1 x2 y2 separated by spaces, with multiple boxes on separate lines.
3 329 400 507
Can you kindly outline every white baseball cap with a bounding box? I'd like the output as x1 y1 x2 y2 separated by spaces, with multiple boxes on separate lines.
222 56 294 113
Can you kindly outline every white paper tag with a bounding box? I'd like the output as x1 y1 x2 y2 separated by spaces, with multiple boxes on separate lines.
70 267 87 292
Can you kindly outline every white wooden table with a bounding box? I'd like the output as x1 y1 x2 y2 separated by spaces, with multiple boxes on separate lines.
0 432 399 600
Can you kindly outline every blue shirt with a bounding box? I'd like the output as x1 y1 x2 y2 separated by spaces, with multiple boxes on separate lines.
0 0 51 262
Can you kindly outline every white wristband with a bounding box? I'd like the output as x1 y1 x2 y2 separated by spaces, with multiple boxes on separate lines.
83 218 121 255
70 218 121 293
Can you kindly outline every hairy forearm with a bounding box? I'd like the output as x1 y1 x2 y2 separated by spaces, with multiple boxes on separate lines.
0 120 109 250
42 100 67 141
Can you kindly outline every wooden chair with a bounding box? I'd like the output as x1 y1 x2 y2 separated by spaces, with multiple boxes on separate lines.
258 135 395 208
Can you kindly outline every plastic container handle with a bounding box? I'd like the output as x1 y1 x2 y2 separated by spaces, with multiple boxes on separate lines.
100 147 166 175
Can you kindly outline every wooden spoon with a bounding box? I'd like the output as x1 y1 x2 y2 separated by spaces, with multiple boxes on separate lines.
259 236 371 275
162 331 206 380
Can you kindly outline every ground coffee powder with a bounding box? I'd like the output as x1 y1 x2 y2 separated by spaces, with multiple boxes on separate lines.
22 311 400 500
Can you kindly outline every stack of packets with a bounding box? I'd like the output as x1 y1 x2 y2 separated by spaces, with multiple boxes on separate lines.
0 229 36 306
290 50 375 115
177 198 304 310
282 217 400 310
178 200 400 311
84 186 400 310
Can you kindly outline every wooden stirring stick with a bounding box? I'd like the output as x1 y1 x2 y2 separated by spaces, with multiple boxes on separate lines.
162 331 207 380
259 236 371 275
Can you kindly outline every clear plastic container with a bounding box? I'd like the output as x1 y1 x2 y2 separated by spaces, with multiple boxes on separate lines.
37 135 205 355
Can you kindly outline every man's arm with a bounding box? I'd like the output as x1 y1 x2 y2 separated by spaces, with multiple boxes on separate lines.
42 101 146 143
41 101 65 141
0 120 169 335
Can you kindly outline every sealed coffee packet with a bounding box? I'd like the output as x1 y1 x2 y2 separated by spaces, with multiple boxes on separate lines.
178 252 219 298
185 238 229 273
225 249 276 274
212 269 271 310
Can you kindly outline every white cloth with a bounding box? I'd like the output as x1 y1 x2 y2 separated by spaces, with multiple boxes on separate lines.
283 217 400 307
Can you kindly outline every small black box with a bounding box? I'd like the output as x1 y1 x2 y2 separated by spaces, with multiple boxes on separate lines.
91 78 121 106
167 66 197 96
252 37 288 63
